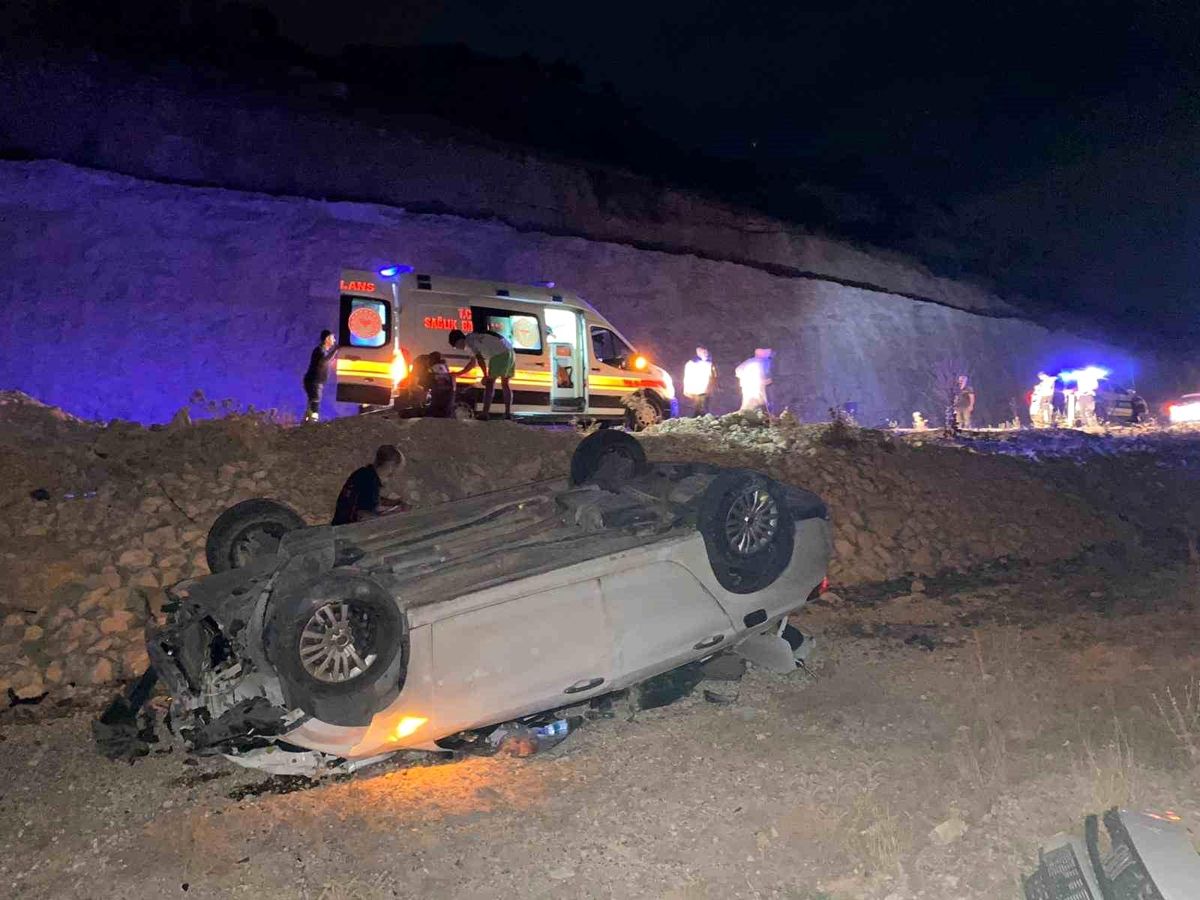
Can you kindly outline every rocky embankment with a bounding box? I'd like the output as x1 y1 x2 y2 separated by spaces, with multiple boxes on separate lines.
3 393 1198 701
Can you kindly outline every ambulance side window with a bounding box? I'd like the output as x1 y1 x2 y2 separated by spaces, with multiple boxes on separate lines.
471 307 543 355
590 327 630 367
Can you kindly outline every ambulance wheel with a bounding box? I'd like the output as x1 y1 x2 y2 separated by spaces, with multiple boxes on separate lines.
624 393 664 432
699 472 795 594
205 499 306 573
452 401 475 421
570 430 648 487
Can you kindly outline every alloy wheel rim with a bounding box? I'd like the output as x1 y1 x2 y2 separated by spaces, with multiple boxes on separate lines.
299 600 378 683
724 487 779 555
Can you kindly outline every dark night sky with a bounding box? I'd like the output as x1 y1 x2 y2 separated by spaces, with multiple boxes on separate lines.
258 0 1199 189
253 0 1200 342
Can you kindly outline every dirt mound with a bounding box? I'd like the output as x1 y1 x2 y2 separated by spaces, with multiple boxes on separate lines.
3 400 1199 698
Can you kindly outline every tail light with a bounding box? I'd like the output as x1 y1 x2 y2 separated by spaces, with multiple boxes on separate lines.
391 347 409 385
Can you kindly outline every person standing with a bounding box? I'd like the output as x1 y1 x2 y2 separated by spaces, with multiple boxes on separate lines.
448 328 516 421
331 445 409 526
954 374 976 429
682 346 717 416
735 348 774 413
1029 372 1056 428
303 329 338 423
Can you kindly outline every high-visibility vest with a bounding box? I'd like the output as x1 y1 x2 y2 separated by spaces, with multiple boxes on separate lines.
683 358 714 397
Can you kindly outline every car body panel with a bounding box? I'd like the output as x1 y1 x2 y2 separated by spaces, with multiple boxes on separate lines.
602 559 737 687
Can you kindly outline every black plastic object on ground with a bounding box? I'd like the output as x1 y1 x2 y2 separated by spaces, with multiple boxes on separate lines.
205 498 306 573
93 668 160 760
1024 806 1200 900
569 430 648 488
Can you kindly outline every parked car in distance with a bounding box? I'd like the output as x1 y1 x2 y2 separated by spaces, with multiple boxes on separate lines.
1167 393 1200 425
148 432 832 772
1095 380 1149 424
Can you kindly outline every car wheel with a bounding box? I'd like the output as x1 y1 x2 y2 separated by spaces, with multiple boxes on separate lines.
624 393 663 432
265 572 407 727
699 472 795 594
570 430 649 487
205 499 306 573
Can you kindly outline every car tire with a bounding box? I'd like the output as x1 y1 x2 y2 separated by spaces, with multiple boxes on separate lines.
624 392 663 432
699 472 795 594
265 571 408 728
205 498 306 574
570 430 649 487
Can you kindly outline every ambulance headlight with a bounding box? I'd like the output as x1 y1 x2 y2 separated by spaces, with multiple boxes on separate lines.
633 355 648 370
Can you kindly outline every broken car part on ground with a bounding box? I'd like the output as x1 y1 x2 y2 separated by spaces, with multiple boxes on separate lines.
137 431 831 772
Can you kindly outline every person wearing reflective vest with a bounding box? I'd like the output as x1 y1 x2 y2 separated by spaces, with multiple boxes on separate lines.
735 348 774 413
682 347 717 416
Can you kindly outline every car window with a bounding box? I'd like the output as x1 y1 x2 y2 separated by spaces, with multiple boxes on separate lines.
591 326 632 366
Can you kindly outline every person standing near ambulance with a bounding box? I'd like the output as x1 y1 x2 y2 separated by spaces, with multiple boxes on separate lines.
682 347 717 416
448 328 516 420
302 329 338 422
735 348 774 413
1029 372 1056 428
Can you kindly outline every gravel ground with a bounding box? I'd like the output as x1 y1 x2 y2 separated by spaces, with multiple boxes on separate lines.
4 558 1198 900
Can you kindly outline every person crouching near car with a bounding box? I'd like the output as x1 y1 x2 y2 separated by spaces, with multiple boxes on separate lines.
448 328 515 420
331 444 409 525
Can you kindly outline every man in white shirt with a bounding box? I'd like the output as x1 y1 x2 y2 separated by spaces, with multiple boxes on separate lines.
735 348 774 413
682 346 717 416
448 328 516 420
1029 372 1056 428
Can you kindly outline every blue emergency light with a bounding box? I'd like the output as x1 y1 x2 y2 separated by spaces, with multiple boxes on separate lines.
378 264 414 277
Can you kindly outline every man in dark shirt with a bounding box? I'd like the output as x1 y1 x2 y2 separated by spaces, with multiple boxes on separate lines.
303 330 338 423
331 444 408 525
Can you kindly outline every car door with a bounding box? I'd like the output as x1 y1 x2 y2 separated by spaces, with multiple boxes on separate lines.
542 306 587 412
428 578 612 734
586 324 634 419
601 559 737 689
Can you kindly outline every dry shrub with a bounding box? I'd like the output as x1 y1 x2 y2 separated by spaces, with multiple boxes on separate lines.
952 628 1034 790
1076 717 1140 810
844 794 904 877
317 875 394 900
1153 679 1200 768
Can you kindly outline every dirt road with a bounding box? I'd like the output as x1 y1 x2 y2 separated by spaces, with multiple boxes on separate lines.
4 557 1198 900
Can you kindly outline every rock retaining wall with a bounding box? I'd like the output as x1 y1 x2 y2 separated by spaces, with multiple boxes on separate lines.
0 161 1137 428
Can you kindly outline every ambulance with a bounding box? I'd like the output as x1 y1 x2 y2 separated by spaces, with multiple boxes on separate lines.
334 269 676 427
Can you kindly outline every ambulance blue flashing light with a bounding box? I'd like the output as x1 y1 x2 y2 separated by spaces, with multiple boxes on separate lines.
378 264 414 277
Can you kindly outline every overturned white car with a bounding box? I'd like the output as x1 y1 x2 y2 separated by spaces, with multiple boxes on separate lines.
146 432 831 770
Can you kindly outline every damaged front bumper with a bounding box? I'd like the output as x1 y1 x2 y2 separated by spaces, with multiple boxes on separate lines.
147 562 302 758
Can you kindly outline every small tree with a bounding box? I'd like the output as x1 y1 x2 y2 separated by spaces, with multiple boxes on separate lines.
924 357 969 435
